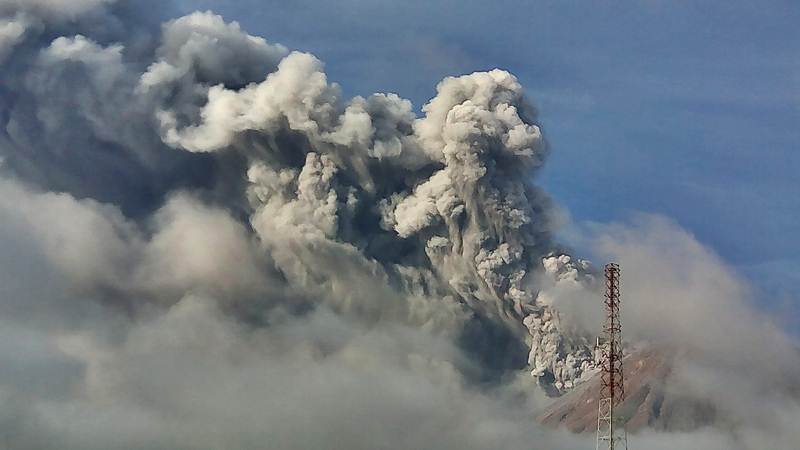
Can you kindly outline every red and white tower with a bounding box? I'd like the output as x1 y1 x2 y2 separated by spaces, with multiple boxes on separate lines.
596 263 628 450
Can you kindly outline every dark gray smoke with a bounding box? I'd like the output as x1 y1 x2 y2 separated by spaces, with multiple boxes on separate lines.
0 2 797 449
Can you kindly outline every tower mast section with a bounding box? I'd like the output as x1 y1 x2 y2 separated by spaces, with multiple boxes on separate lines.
596 263 627 450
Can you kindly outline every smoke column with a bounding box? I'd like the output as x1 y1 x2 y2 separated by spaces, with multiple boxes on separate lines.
0 2 797 449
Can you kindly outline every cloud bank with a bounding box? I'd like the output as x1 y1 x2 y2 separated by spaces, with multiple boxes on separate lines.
0 1 797 449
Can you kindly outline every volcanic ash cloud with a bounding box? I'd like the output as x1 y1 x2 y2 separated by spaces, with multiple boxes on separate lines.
0 3 797 450
0 4 602 448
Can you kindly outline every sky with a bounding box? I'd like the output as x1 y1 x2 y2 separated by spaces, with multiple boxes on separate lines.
175 0 800 318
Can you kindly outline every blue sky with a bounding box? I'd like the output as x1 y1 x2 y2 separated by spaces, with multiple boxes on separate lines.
176 1 799 320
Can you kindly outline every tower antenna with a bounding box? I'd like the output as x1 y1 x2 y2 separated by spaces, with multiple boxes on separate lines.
596 263 628 450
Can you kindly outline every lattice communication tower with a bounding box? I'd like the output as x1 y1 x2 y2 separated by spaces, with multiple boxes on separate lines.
595 263 627 450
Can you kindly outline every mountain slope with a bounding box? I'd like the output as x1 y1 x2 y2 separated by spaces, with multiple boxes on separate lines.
537 346 716 432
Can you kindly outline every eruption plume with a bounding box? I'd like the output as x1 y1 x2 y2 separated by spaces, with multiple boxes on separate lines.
0 2 797 449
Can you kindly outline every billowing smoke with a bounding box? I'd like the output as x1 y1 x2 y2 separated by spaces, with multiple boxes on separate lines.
0 2 797 449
